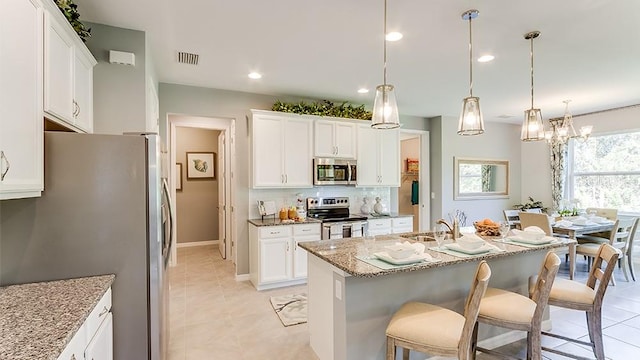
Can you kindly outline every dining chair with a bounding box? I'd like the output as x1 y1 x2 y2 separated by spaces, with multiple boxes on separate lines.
577 218 637 282
503 210 521 229
518 212 552 235
586 207 618 220
473 251 561 360
532 244 620 360
386 261 491 360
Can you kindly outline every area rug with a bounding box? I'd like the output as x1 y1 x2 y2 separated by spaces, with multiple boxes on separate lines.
269 293 307 327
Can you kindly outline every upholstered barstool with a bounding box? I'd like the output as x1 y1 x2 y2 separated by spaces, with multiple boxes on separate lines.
385 261 491 360
473 251 561 360
532 244 619 360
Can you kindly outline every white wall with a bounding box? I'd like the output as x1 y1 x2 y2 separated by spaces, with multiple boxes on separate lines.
431 116 523 226
522 105 640 213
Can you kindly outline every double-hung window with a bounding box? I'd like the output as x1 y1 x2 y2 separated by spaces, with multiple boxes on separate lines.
566 131 640 213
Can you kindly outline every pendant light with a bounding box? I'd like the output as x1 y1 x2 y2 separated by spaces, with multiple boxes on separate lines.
371 0 400 129
521 31 545 141
458 9 484 136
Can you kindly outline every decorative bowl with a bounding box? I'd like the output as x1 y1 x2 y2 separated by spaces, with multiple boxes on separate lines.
384 245 415 260
473 221 500 236
457 236 485 250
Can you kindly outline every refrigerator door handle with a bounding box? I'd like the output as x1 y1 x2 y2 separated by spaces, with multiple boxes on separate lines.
162 178 175 266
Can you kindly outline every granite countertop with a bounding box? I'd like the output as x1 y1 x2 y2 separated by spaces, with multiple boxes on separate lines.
0 274 115 360
248 213 413 227
298 233 574 278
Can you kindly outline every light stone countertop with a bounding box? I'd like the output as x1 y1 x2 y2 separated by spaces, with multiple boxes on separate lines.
298 233 574 278
0 274 115 360
248 213 412 227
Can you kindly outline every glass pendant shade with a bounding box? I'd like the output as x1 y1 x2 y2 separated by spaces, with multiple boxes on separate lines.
521 108 545 141
458 96 484 135
371 84 400 129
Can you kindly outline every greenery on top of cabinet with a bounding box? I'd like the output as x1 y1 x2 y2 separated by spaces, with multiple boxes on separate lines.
272 100 373 120
54 0 91 42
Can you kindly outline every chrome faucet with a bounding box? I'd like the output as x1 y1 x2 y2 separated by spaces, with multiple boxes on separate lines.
436 218 459 240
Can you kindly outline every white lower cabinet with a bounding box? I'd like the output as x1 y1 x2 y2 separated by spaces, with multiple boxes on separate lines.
250 223 320 290
57 288 113 360
367 218 392 236
391 216 414 234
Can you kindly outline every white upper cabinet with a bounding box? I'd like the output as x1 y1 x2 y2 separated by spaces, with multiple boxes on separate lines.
43 0 96 133
0 0 44 200
251 110 313 188
314 120 356 159
356 125 400 187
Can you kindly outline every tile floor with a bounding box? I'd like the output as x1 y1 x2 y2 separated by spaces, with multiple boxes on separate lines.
168 245 640 360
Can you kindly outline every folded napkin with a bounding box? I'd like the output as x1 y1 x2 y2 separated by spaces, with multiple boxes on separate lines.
395 241 426 255
512 226 545 236
458 233 484 241
555 220 573 227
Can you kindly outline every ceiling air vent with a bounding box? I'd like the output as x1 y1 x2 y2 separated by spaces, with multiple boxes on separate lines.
177 51 199 65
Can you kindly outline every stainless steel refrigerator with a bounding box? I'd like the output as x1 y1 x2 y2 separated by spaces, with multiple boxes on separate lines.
0 131 174 360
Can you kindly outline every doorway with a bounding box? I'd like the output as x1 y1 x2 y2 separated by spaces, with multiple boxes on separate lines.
392 130 430 231
168 114 236 266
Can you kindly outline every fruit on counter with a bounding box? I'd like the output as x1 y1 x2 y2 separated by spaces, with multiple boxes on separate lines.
480 218 498 226
279 208 288 220
288 206 297 220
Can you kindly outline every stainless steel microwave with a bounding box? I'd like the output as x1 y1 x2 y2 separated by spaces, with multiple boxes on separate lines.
313 158 357 186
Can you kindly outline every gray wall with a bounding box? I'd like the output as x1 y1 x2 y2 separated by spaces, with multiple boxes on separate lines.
85 22 147 134
429 116 522 226
176 127 220 243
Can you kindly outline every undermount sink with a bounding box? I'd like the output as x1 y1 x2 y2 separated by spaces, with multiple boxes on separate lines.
399 232 454 242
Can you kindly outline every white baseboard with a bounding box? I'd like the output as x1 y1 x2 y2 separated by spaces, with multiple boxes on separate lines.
177 240 218 248
235 274 250 281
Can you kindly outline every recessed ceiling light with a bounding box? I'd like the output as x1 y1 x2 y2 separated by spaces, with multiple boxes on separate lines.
477 55 495 63
357 88 369 94
248 72 262 79
385 32 403 41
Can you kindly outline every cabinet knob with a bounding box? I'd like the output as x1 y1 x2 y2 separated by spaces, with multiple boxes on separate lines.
98 305 110 317
0 151 10 181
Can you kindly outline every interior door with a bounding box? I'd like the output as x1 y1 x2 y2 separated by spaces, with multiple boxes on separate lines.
217 132 226 259
218 131 227 259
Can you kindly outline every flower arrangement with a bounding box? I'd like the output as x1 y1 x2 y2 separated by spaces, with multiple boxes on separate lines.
55 0 91 42
271 100 372 120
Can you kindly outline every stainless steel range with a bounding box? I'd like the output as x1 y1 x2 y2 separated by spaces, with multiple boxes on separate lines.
306 197 368 240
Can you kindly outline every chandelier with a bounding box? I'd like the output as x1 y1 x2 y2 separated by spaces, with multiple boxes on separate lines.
544 100 593 144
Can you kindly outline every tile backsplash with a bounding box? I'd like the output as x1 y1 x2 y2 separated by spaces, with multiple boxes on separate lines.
248 187 391 219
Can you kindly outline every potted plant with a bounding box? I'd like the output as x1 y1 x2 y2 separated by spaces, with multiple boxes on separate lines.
513 197 548 214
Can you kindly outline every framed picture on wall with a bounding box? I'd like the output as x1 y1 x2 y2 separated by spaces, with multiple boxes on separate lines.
186 152 216 180
175 163 183 190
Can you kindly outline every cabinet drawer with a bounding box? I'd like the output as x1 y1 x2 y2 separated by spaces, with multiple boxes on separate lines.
367 218 391 229
392 217 413 228
259 226 292 239
85 288 112 339
293 223 320 236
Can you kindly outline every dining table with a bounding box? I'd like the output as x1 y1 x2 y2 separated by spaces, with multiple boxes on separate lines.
552 222 615 279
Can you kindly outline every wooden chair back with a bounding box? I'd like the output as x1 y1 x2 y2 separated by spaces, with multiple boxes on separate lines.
518 212 553 236
530 252 561 324
586 207 618 220
587 244 620 308
625 217 639 258
610 217 637 248
459 261 491 358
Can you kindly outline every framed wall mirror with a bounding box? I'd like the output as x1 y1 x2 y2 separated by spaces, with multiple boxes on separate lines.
454 157 509 200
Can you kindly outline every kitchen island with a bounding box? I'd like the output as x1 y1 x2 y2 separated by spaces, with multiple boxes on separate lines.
298 235 574 360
